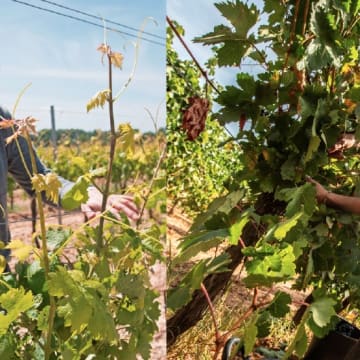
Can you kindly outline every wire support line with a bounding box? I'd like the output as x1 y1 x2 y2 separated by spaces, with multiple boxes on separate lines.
166 16 220 96
38 0 165 41
10 0 165 47
6 210 85 226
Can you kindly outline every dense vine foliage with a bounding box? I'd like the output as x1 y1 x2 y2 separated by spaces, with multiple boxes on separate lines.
166 23 243 214
168 1 360 358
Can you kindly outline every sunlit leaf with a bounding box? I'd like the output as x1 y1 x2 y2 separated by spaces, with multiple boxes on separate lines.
274 212 303 240
304 136 321 163
31 173 62 204
229 209 252 245
118 123 136 154
309 297 337 327
0 287 34 335
110 51 124 69
61 176 90 210
6 240 33 262
86 89 111 113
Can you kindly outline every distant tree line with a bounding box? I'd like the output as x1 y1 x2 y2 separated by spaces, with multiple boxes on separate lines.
34 127 165 146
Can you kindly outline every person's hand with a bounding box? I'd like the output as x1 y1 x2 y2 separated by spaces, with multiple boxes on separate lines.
306 176 329 204
81 187 140 221
328 133 358 159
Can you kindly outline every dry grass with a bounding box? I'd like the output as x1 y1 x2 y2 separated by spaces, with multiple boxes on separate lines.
167 276 301 360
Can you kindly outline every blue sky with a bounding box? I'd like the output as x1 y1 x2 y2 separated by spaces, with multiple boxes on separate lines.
1 0 166 131
167 0 264 134
167 0 264 77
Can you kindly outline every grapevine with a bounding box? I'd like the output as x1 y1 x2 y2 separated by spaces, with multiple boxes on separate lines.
168 1 360 358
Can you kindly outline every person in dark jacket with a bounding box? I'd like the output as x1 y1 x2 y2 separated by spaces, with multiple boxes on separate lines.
0 105 139 268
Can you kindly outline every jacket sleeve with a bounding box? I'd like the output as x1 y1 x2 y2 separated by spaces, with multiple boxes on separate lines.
1 106 74 205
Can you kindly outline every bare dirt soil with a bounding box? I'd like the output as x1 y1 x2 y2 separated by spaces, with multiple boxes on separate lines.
8 188 166 360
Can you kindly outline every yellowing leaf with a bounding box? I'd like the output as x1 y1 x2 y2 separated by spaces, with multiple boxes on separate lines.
86 89 111 113
0 287 34 335
344 98 357 113
44 173 62 203
262 149 270 161
118 123 135 154
6 240 33 262
0 255 6 274
341 62 352 74
274 212 303 240
110 51 124 69
71 156 87 170
97 43 109 55
31 173 62 204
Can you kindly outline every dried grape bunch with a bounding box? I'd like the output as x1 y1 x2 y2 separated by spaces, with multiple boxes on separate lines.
181 96 209 140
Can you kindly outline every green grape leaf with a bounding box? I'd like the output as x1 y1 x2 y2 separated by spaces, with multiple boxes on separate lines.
168 254 230 312
309 297 337 328
61 176 90 210
281 158 297 181
305 40 340 71
292 237 308 259
175 228 229 264
294 324 308 358
217 41 252 67
116 273 145 299
167 261 207 312
88 298 119 342
256 311 272 338
215 1 259 38
244 244 296 287
46 227 72 253
167 286 192 313
244 313 258 356
263 0 286 22
229 209 252 245
276 183 316 218
307 313 339 338
305 136 321 163
0 334 16 359
193 24 233 45
135 329 153 360
267 291 291 318
274 211 303 240
191 190 244 232
0 287 34 335
47 267 117 342
37 306 50 331
310 4 337 45
206 253 231 274
236 73 256 96
194 1 259 66
347 85 360 102
242 244 275 257
302 249 314 288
